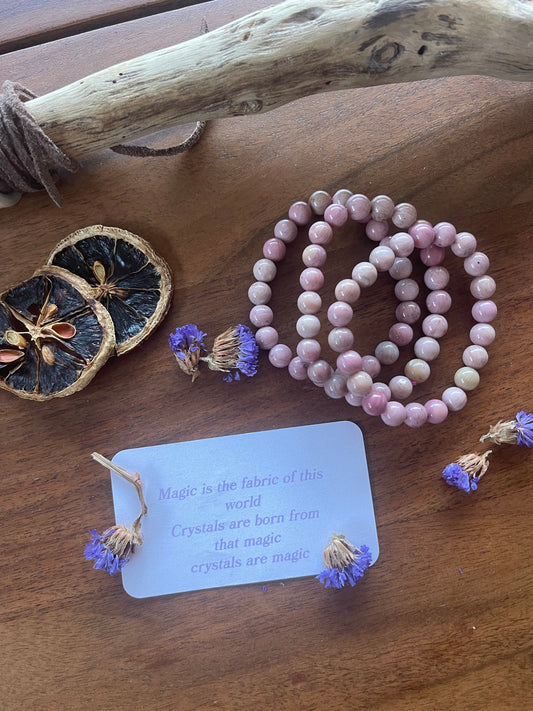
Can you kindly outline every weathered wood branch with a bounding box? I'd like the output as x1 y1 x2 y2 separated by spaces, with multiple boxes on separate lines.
26 0 533 159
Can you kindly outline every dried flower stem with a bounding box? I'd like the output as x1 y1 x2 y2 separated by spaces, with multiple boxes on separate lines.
456 450 492 481
91 452 148 527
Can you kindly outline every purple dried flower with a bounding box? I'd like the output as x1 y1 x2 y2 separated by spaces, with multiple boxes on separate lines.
84 524 143 576
480 410 533 447
514 411 533 447
203 324 259 382
442 451 491 493
169 324 207 381
316 534 372 589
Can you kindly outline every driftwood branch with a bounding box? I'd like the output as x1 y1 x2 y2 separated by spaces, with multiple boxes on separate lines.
24 0 533 159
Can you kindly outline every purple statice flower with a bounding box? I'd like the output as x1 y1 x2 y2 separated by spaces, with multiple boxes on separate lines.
84 524 142 576
442 463 477 493
168 324 207 381
204 324 259 382
480 410 533 447
514 411 533 447
442 451 491 493
316 535 372 590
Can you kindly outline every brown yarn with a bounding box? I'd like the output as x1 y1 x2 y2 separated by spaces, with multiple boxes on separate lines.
0 81 79 206
110 120 207 157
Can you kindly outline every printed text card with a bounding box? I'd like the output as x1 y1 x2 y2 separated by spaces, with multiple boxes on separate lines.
111 421 379 598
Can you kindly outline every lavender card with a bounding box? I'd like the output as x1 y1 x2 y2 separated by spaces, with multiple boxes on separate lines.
110 421 379 598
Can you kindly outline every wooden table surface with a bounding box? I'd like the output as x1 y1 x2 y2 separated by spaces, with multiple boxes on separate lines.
1 1 532 709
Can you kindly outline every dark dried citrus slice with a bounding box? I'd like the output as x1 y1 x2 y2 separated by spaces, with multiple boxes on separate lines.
0 266 115 401
47 226 172 355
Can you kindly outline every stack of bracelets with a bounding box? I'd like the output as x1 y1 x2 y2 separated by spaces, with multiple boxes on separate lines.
247 190 497 428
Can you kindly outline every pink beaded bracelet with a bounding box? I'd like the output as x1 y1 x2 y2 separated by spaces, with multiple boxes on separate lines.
248 190 497 427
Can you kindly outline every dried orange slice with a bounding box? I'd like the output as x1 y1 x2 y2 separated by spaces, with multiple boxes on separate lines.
0 266 115 400
47 226 172 355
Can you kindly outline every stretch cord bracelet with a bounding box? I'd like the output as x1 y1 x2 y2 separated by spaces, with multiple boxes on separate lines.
248 190 497 428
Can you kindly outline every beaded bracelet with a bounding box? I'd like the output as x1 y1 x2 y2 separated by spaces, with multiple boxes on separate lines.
248 190 497 427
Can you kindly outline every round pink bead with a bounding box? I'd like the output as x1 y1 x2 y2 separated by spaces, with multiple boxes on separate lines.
296 339 321 363
424 266 450 290
369 245 396 271
324 203 348 227
274 219 298 243
404 358 431 383
308 190 332 215
268 344 292 368
328 327 354 353
420 244 445 266
472 299 497 323
392 203 417 229
307 360 333 386
374 341 399 365
324 372 348 399
335 278 361 304
433 222 457 247
288 201 312 226
394 278 419 301
345 392 364 407
389 232 415 257
442 386 467 411
389 258 413 280
425 399 448 424
253 258 277 282
347 370 373 396
389 375 413 400
296 315 321 338
308 221 333 245
336 350 363 375
288 356 308 380
469 323 496 346
297 291 322 314
462 344 489 369
327 301 353 327
302 244 327 267
404 402 428 428
451 231 477 257
249 304 273 327
332 189 352 205
409 221 435 248
346 194 371 221
464 251 490 276
362 389 388 416
470 275 496 300
422 314 448 338
372 381 392 400
389 322 413 346
255 326 278 350
352 262 378 288
361 355 381 378
365 219 389 242
248 281 272 305
396 301 421 325
381 401 407 426
300 267 324 291
263 238 286 261
296 314 320 338
414 336 440 361
371 195 395 221
426 290 452 314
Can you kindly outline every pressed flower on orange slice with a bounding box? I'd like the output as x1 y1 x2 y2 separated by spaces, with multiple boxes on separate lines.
0 266 114 400
47 225 172 355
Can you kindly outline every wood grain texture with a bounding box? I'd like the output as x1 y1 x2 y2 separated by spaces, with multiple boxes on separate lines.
23 0 533 161
0 0 203 55
0 1 532 710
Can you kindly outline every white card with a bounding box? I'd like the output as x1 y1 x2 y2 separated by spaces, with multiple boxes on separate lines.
110 421 379 598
